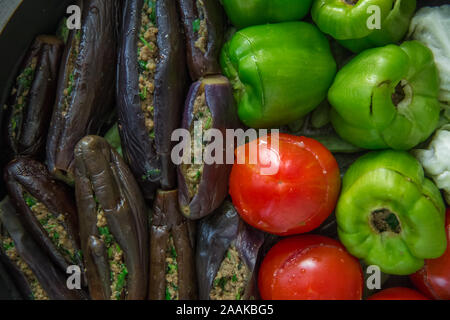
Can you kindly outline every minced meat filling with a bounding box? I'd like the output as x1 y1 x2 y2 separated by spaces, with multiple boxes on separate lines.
194 0 208 53
62 30 81 117
1 234 48 300
180 90 212 200
210 245 248 300
165 235 179 300
24 193 80 265
9 57 38 138
96 204 128 300
138 1 158 138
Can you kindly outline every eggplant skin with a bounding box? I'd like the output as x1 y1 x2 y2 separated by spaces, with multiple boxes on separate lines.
74 135 149 300
4 35 63 158
177 0 226 80
46 0 118 184
178 76 241 220
196 201 265 300
149 189 197 300
117 0 188 198
4 158 83 275
0 197 88 300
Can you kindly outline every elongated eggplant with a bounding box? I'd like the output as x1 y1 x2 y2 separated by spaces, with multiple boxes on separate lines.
177 0 226 80
117 0 188 198
197 201 264 300
46 0 118 184
3 35 63 157
0 197 88 300
4 158 84 276
149 189 197 300
74 135 149 300
178 76 240 220
0 241 33 300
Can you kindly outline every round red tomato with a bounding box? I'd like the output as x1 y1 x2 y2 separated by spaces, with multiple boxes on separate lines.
367 287 429 300
410 208 450 300
229 133 340 236
258 235 363 300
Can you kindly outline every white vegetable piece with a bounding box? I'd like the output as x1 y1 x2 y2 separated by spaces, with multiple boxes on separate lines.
409 5 450 120
413 124 450 205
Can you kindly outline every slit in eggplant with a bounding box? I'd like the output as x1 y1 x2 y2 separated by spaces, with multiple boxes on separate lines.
0 233 48 300
193 0 208 53
209 245 249 300
61 30 81 117
8 57 38 139
180 88 212 200
138 0 159 140
22 192 81 266
95 199 128 300
165 235 179 300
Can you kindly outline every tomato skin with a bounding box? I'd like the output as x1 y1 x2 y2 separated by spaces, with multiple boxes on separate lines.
229 133 340 236
410 208 450 300
367 287 429 300
258 235 363 300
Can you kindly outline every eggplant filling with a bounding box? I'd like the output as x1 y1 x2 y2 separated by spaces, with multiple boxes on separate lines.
193 0 208 53
61 30 81 117
96 203 128 300
23 193 81 265
138 0 158 139
165 235 179 300
180 90 212 199
8 57 38 138
1 234 48 300
210 245 248 300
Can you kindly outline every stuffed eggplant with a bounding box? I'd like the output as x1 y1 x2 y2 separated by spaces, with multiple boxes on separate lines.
178 76 241 220
3 35 64 158
149 189 197 300
4 158 83 275
196 201 265 300
177 0 226 80
0 197 88 300
74 135 149 300
46 0 118 184
117 0 188 199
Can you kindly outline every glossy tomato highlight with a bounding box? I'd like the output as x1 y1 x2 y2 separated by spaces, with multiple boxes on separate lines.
367 287 429 300
229 133 340 236
410 208 450 300
258 235 363 300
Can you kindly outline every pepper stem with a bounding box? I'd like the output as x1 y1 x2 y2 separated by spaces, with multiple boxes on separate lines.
370 209 401 234
343 0 359 5
391 80 412 108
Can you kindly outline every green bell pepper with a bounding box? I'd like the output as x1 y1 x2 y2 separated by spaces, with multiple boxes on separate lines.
221 22 337 128
221 0 313 29
311 0 416 53
329 41 441 150
336 150 447 275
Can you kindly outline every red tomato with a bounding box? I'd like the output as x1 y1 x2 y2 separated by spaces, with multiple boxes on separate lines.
229 133 340 236
367 287 429 300
410 208 450 300
258 235 363 300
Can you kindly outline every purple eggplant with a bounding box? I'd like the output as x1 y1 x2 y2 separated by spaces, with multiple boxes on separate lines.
4 158 84 276
196 201 265 300
178 75 241 220
0 197 88 300
149 189 197 300
117 0 188 199
177 0 226 80
3 35 63 158
74 135 149 300
46 0 118 184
